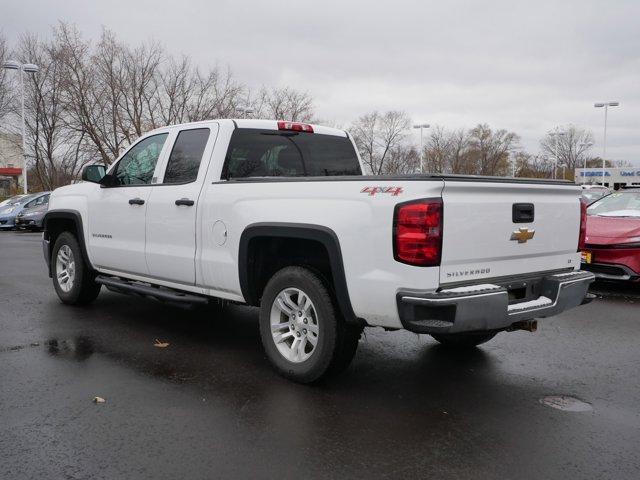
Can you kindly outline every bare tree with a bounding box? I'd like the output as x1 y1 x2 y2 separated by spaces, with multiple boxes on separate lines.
55 24 125 164
540 125 594 171
155 57 244 125
253 86 314 122
0 33 13 123
468 124 519 176
350 110 411 174
18 34 90 190
422 126 472 174
423 126 449 173
385 145 420 174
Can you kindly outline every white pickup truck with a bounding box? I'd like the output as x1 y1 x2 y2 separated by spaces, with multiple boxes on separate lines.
43 119 594 382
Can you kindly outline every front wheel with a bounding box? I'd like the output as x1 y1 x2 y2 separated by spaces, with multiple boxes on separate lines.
431 332 497 348
52 232 101 305
259 266 361 383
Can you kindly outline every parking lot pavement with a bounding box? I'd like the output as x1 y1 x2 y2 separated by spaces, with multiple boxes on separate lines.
1 231 639 480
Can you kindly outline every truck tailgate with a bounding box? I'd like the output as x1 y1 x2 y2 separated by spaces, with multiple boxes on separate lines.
439 180 581 284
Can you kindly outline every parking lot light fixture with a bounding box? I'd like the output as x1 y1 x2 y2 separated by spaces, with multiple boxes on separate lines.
2 60 39 194
413 123 430 174
594 101 620 186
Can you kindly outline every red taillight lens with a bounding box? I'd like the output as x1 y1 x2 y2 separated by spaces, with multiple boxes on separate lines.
578 201 587 250
277 121 314 133
393 199 443 266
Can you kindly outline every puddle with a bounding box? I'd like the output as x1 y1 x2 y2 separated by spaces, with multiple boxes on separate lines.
539 395 593 412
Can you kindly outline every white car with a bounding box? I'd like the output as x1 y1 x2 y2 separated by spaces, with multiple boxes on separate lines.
43 119 594 382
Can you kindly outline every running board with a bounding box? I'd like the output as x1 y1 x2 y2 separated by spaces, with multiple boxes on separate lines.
95 275 209 305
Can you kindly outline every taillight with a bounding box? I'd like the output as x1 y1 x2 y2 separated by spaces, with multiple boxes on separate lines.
277 121 314 133
578 201 587 250
393 199 443 266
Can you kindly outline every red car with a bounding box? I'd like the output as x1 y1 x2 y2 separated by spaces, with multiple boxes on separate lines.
581 189 640 281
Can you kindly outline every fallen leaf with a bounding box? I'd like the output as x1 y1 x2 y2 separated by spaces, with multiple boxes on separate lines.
154 339 170 348
93 396 106 404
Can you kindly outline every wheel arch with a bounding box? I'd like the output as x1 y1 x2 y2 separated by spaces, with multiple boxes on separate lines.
43 209 93 277
239 222 361 325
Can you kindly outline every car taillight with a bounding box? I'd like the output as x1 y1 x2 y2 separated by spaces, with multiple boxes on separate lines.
277 121 314 133
393 199 443 266
578 201 587 251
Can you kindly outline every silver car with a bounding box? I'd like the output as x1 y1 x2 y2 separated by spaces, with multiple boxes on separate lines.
14 193 51 231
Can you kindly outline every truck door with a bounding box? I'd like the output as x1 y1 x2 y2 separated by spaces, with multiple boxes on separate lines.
87 133 170 275
145 124 218 285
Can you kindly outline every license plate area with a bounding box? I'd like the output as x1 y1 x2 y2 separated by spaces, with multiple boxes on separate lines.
498 278 545 305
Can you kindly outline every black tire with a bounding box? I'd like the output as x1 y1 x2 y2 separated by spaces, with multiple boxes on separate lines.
52 232 101 305
431 332 497 348
259 266 361 383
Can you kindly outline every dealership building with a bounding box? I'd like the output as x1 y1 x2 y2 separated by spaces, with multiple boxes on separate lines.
574 168 640 189
0 133 24 197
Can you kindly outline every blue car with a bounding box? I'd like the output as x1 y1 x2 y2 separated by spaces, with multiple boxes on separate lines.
0 192 50 230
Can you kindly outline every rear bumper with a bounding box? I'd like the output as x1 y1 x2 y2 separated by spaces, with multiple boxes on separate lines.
397 270 595 334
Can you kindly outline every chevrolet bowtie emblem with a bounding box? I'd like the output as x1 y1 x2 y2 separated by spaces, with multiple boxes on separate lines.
511 227 535 243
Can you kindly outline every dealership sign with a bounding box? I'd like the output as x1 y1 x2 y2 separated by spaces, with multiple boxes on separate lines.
575 168 640 182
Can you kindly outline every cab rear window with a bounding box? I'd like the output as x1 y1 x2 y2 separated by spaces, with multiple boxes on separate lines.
222 129 361 179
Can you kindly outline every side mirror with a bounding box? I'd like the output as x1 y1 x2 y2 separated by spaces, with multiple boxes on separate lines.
82 164 106 183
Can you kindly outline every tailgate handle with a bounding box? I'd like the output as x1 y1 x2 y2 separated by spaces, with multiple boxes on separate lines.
513 203 534 223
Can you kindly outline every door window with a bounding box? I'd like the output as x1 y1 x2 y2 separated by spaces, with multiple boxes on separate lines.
112 134 168 186
163 128 211 184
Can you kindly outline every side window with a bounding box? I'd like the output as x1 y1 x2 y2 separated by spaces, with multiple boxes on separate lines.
113 133 168 186
224 132 305 178
163 128 210 184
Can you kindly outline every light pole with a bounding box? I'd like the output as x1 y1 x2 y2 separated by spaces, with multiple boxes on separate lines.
549 130 565 179
2 60 39 194
594 101 619 187
413 123 430 174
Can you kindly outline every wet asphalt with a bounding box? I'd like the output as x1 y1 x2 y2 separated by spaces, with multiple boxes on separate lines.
1 231 639 480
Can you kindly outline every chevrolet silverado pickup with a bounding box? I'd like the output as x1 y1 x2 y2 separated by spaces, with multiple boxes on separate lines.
43 119 595 382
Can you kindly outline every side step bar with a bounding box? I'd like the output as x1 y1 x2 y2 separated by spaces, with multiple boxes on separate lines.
95 275 209 305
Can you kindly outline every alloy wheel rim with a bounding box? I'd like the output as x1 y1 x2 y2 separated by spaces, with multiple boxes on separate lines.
56 245 75 293
270 288 319 363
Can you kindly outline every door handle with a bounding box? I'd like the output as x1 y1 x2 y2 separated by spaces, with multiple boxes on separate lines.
128 198 145 205
175 198 195 206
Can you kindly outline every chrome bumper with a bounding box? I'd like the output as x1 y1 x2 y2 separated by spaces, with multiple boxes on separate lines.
397 270 595 334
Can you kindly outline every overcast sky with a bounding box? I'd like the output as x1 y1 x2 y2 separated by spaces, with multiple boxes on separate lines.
3 0 639 163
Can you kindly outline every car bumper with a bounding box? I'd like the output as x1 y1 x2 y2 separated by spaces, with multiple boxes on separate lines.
397 270 595 334
15 217 41 229
0 217 15 228
581 247 640 281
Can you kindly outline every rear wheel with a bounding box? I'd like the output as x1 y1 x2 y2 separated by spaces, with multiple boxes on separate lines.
52 232 101 305
431 332 497 348
259 266 361 383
